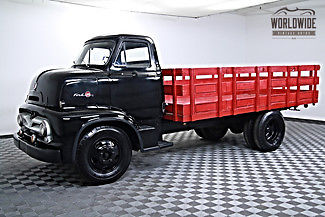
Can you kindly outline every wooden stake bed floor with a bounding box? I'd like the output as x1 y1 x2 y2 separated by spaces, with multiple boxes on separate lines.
163 65 320 122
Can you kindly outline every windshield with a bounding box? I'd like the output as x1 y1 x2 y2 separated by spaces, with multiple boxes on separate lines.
75 41 115 67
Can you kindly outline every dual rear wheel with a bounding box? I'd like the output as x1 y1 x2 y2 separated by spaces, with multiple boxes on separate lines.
195 111 285 152
243 111 285 152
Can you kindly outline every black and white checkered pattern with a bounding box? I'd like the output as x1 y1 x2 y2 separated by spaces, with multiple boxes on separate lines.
0 120 324 216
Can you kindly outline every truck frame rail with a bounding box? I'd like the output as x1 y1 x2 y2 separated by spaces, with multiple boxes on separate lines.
163 65 320 122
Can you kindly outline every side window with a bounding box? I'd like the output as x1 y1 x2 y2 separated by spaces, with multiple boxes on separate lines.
115 41 151 68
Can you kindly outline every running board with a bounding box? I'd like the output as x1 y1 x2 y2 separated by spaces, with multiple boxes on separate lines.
142 140 173 152
158 140 173 149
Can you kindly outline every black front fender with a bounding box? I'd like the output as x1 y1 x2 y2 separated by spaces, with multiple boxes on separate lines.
71 115 144 162
17 104 144 163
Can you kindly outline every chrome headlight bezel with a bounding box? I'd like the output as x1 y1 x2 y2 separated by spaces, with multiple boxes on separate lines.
17 114 24 126
40 121 47 136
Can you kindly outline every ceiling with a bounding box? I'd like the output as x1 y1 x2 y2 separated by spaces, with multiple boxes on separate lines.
232 0 325 15
50 0 297 18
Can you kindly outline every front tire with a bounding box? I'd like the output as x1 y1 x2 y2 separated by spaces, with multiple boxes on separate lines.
253 111 285 152
76 126 132 184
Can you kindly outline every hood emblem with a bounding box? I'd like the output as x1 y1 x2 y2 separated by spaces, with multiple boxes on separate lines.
73 91 94 98
33 82 38 90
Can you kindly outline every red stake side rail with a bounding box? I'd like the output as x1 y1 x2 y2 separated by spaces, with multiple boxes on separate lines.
162 65 320 122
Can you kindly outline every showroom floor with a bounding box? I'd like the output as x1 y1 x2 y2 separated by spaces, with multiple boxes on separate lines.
0 120 324 217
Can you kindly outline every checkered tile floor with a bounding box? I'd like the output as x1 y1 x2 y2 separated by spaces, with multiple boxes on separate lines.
0 120 324 217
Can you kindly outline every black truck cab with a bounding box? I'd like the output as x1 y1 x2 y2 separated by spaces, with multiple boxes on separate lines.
14 35 173 183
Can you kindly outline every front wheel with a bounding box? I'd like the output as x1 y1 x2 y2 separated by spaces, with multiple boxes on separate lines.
76 126 132 184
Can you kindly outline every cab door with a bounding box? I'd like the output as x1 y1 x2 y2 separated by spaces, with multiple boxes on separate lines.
108 39 163 134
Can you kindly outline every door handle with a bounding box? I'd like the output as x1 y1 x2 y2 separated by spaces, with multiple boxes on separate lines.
120 72 138 77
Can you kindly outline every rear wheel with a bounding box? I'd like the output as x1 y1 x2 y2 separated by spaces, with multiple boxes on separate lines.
76 126 132 184
194 129 205 138
253 111 285 152
198 126 228 141
243 117 259 149
230 124 244 134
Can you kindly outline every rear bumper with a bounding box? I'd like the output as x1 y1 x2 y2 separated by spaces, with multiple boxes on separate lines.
13 133 62 163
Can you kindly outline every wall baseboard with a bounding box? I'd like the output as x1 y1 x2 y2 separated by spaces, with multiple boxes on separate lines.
0 134 12 139
284 117 325 125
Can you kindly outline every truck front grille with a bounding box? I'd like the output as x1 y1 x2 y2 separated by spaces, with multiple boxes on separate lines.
17 113 53 144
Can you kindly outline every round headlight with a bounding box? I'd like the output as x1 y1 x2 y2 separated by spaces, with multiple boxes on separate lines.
17 114 23 126
40 121 47 136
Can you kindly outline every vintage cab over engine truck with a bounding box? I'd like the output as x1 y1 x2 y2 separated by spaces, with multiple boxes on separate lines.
14 35 320 183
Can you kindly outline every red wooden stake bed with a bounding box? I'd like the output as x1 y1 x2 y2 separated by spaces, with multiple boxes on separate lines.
163 65 320 122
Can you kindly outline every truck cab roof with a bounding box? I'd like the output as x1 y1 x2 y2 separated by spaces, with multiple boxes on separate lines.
86 34 154 44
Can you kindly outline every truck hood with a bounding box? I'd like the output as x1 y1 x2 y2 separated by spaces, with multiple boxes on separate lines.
27 68 101 108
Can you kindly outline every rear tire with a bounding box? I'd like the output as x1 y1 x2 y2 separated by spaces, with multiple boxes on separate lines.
253 111 285 152
199 126 228 141
76 126 132 184
230 124 244 134
243 117 259 149
194 129 205 138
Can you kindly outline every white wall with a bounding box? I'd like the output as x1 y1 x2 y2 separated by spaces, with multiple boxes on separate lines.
1 0 324 135
244 1 325 120
0 0 245 134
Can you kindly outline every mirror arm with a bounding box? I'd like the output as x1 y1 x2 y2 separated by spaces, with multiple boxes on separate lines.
113 63 127 68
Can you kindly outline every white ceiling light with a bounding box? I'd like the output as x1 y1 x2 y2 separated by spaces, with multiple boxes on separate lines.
51 0 282 18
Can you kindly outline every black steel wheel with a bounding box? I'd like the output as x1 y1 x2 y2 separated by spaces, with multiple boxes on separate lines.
76 126 132 184
243 117 259 149
200 126 228 141
253 111 285 152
